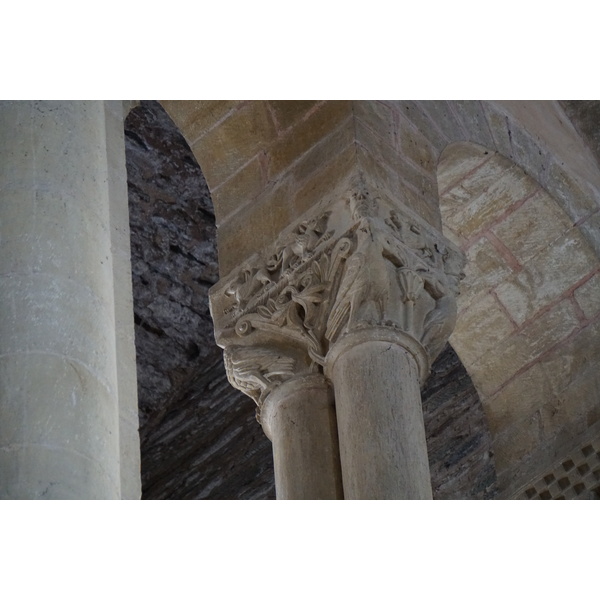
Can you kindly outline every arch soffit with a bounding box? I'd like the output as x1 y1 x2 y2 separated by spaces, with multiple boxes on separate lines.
437 139 600 492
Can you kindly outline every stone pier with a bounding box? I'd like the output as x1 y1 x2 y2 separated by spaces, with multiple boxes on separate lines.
0 101 139 499
210 183 463 499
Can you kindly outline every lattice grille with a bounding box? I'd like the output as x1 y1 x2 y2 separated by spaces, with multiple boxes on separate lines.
517 440 600 500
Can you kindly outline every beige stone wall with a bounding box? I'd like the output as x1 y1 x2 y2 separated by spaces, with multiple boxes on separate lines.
161 101 356 275
439 141 600 495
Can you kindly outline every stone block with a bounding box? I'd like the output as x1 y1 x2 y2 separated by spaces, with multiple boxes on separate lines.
446 163 539 240
469 300 580 397
481 103 515 162
540 368 600 444
356 145 440 229
456 236 513 310
537 318 600 397
0 101 34 188
541 160 600 224
494 419 542 475
356 145 400 204
492 188 572 265
495 228 598 325
451 292 516 368
291 143 356 220
120 414 141 499
386 101 449 152
355 118 399 175
396 114 438 174
211 156 265 224
287 117 354 187
267 101 318 132
396 156 437 206
450 101 496 149
574 272 600 319
437 141 491 196
483 362 552 435
507 123 551 188
217 181 293 276
397 182 442 231
267 101 352 179
354 100 396 149
0 188 35 254
160 100 240 144
1 188 115 308
577 210 600 257
440 152 513 230
357 112 437 206
416 101 467 144
192 101 277 189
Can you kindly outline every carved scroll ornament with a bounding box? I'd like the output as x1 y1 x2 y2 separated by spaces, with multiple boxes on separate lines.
210 189 465 410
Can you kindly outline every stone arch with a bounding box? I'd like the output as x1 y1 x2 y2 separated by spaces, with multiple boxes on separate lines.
437 140 600 496
124 101 276 498
159 101 357 275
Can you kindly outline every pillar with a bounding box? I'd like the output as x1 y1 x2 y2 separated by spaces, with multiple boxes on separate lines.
260 374 343 499
210 183 464 500
0 101 138 499
326 328 432 499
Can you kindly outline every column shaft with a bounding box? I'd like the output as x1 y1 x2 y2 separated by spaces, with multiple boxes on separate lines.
328 332 433 499
261 374 343 499
0 101 125 499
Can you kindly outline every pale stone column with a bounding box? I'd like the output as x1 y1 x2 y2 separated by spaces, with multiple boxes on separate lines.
221 344 344 500
0 101 137 499
321 191 463 499
260 374 343 499
326 328 432 499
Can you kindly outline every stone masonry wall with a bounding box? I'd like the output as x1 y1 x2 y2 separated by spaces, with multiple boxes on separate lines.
126 101 497 499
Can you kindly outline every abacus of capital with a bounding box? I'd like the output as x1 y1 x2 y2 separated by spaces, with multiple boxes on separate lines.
209 184 465 500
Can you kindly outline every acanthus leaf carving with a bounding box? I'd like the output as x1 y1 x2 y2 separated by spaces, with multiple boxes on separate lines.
210 186 465 403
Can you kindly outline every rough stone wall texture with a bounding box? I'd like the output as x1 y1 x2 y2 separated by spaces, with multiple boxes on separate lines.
125 101 275 499
124 101 498 499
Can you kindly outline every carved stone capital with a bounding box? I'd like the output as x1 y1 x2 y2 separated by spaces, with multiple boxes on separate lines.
210 183 465 402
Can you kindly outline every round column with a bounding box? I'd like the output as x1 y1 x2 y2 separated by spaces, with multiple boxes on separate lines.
0 101 121 498
326 327 432 499
260 374 343 499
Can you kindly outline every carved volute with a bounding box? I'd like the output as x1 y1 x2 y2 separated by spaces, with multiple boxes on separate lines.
210 184 465 414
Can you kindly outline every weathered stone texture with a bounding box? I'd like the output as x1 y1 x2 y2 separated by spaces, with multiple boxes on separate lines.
494 229 597 326
491 189 571 264
574 272 600 320
160 100 240 146
560 101 600 170
267 101 351 179
125 102 218 429
125 100 497 500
